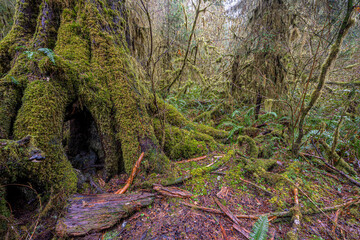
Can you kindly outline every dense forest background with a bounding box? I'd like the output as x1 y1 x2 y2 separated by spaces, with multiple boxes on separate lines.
1 0 360 239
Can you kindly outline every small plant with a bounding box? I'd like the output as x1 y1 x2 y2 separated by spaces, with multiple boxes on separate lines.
24 48 56 65
250 216 269 240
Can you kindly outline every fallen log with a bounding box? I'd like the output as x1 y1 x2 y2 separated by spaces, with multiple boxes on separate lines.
56 192 155 237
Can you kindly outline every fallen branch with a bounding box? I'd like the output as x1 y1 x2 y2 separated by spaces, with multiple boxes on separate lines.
182 198 360 220
175 155 207 164
286 185 301 240
115 152 144 194
238 177 273 196
213 197 250 239
309 139 360 188
162 150 235 186
153 184 192 198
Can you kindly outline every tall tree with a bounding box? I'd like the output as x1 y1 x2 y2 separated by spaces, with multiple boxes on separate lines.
231 0 295 118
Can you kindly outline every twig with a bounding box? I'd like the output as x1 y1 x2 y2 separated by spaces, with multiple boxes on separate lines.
219 221 228 240
115 152 144 194
238 177 273 196
153 184 192 198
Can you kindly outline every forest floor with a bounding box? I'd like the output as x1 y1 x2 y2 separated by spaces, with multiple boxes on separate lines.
6 100 360 240
13 148 360 240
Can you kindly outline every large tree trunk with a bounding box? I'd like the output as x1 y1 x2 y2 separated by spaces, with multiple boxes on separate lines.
0 0 162 192
0 0 226 194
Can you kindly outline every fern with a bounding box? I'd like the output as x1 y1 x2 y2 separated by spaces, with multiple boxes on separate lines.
244 107 255 126
38 48 55 64
250 216 268 240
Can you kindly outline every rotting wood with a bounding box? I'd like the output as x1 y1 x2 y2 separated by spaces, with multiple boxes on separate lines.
115 152 145 194
55 192 155 237
153 184 193 198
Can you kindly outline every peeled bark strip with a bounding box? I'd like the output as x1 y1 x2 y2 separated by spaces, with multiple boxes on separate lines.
55 192 155 237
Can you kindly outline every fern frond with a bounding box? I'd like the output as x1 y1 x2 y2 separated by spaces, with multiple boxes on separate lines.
38 48 56 64
250 216 268 240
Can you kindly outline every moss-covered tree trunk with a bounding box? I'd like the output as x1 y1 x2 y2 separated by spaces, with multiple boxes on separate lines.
0 0 226 194
0 0 165 193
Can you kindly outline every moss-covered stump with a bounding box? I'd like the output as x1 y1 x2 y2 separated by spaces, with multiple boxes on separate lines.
55 192 155 237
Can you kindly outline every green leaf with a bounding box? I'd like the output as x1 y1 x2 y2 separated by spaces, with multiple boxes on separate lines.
250 216 269 240
38 48 55 64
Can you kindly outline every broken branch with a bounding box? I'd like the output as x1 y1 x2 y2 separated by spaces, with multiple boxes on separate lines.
115 152 145 194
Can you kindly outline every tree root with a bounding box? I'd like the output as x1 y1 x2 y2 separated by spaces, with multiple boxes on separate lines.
161 150 235 186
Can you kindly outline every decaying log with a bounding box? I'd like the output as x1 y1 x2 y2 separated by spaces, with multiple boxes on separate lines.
56 192 155 237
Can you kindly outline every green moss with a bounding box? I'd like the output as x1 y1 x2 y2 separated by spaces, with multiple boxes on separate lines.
13 80 77 192
0 187 10 235
242 127 260 138
153 119 210 160
237 135 258 158
188 150 235 195
154 99 228 141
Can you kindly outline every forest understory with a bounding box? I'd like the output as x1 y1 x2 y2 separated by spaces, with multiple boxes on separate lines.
1 0 360 239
